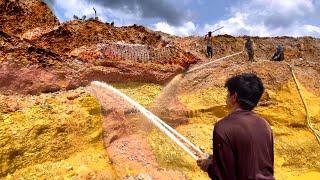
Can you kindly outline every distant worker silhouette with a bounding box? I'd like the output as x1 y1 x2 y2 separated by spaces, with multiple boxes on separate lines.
205 31 214 58
245 36 255 62
272 45 284 61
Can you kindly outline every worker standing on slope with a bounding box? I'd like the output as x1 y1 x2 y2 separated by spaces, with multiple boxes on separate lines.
205 31 214 58
197 73 274 180
245 36 255 62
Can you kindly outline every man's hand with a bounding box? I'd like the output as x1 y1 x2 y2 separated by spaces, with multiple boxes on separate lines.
197 158 212 172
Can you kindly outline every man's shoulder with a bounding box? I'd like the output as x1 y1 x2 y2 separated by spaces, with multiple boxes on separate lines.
214 111 269 132
214 115 233 133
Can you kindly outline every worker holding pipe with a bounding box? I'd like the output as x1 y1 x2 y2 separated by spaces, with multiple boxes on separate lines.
204 27 223 59
205 31 214 58
197 73 274 180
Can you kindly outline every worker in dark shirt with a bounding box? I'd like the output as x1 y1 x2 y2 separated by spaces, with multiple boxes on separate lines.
272 45 284 61
197 73 274 180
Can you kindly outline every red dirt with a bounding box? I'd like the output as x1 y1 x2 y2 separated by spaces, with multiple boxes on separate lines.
0 0 59 38
0 0 199 95
0 29 194 95
3 0 319 96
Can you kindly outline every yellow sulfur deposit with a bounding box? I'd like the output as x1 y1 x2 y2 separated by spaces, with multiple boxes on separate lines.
256 81 320 126
112 82 163 107
1 83 163 178
1 80 319 179
178 87 228 124
287 172 320 180
0 89 117 179
148 128 209 179
5 144 118 179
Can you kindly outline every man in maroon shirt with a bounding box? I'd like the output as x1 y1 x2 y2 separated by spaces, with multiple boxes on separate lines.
197 73 274 180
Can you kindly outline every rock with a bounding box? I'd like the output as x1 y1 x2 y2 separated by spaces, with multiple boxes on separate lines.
66 165 73 171
135 173 152 180
66 94 80 101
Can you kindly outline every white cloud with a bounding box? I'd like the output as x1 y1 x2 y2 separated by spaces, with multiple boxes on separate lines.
201 0 320 37
152 0 319 37
49 0 319 37
304 25 320 34
253 0 314 13
153 21 196 36
52 0 197 36
53 0 141 26
292 25 320 37
201 13 270 36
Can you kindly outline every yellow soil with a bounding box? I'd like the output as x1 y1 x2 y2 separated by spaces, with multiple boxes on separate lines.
4 143 117 179
176 124 213 154
0 88 117 178
148 128 209 179
111 82 163 107
1 81 319 179
178 87 228 124
287 172 320 180
0 82 163 178
256 81 320 126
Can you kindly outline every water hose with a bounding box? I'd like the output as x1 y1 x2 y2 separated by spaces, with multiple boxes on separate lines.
91 81 207 160
286 63 320 144
187 51 243 73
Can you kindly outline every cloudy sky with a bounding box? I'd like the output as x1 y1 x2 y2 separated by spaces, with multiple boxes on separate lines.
44 0 320 37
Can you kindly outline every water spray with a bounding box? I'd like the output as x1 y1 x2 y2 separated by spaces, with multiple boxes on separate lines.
186 51 243 74
91 81 208 160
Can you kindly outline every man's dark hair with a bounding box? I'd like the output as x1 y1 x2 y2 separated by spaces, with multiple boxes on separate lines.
208 31 212 37
225 73 264 110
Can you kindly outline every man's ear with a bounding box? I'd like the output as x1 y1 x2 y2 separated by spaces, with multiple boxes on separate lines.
232 93 238 103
